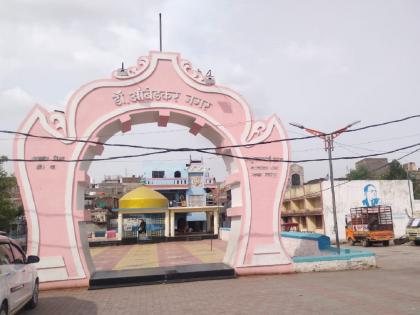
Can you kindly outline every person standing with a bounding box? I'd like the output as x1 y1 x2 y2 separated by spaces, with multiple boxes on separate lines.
138 219 147 241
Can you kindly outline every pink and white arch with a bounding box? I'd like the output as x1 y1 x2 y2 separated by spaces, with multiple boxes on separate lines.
14 51 293 287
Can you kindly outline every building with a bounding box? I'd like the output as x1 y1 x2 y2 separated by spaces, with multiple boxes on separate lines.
288 164 304 187
404 162 418 172
85 159 218 206
281 180 324 234
355 158 389 177
87 159 222 241
113 185 220 241
85 159 220 228
282 179 415 242
114 186 169 240
142 159 217 206
90 208 112 224
404 162 420 180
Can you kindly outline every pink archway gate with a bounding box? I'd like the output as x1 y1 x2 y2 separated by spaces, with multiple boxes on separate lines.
14 51 293 287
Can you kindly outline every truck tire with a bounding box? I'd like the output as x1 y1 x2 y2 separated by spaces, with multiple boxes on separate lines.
383 240 390 247
362 239 370 247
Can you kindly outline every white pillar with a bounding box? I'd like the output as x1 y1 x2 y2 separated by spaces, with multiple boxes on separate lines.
117 212 123 240
170 210 175 237
206 212 211 233
213 210 219 235
164 210 170 237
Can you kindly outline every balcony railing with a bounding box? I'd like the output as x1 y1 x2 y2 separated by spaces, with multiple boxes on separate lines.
145 178 188 185
144 177 216 186
168 200 217 207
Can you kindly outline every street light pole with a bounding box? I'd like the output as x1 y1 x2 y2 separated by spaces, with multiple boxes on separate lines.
290 120 361 255
326 134 340 254
407 171 414 217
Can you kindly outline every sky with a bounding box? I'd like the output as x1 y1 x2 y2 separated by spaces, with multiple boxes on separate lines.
1 0 420 182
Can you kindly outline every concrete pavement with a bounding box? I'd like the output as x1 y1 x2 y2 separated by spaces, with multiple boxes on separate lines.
21 244 420 315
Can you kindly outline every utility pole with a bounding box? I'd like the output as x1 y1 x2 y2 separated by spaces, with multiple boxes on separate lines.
290 120 361 255
159 13 163 52
407 171 414 217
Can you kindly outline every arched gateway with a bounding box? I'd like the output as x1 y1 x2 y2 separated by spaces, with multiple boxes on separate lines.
14 51 293 286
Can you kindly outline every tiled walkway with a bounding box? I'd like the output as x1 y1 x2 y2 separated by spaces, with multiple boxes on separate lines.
90 239 227 271
25 245 420 315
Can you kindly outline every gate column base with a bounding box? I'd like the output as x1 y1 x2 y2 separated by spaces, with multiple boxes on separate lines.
235 264 295 276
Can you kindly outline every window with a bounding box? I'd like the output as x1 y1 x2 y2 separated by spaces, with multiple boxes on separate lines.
152 171 165 178
11 244 25 264
174 171 181 178
0 243 14 265
291 174 301 186
315 216 323 229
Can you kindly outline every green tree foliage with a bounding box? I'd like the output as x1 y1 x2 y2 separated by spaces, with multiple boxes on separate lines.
346 165 371 180
346 160 409 181
0 156 19 231
382 160 407 180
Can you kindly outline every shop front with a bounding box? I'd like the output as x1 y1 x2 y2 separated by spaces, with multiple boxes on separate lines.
114 186 220 242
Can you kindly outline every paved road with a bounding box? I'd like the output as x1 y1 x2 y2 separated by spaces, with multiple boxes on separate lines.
21 244 420 315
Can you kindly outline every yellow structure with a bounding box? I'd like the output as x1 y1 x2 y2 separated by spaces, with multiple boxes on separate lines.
119 186 168 209
115 186 220 240
116 186 169 239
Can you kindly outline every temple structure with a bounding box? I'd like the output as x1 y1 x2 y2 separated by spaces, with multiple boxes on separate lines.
114 183 220 241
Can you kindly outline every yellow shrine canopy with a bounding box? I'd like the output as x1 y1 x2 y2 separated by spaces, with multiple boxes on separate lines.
118 186 168 210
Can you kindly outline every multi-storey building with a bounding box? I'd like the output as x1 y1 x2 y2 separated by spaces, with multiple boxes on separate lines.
142 159 217 206
281 180 324 234
355 158 389 177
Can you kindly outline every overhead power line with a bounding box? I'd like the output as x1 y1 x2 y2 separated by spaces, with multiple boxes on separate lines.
343 114 420 135
195 141 420 163
4 141 420 164
298 144 420 199
1 113 420 153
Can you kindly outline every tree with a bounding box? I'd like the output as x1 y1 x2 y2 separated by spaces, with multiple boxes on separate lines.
382 160 407 180
346 165 371 180
0 156 19 232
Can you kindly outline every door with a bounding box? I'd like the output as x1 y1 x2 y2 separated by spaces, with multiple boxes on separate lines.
10 243 32 302
0 242 23 311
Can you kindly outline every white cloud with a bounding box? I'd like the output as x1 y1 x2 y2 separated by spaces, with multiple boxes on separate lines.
0 0 419 180
1 87 36 108
0 87 38 173
282 41 349 74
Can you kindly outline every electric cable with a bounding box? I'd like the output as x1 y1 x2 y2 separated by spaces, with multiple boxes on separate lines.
342 114 420 135
3 140 420 164
0 129 318 151
299 145 420 199
1 113 419 152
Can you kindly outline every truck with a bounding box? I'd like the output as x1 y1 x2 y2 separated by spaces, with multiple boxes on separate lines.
345 206 394 247
406 216 420 245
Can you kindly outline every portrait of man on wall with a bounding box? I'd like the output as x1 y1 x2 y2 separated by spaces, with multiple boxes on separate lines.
362 184 381 207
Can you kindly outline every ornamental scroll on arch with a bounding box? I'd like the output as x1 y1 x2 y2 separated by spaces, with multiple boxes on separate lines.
28 52 281 149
